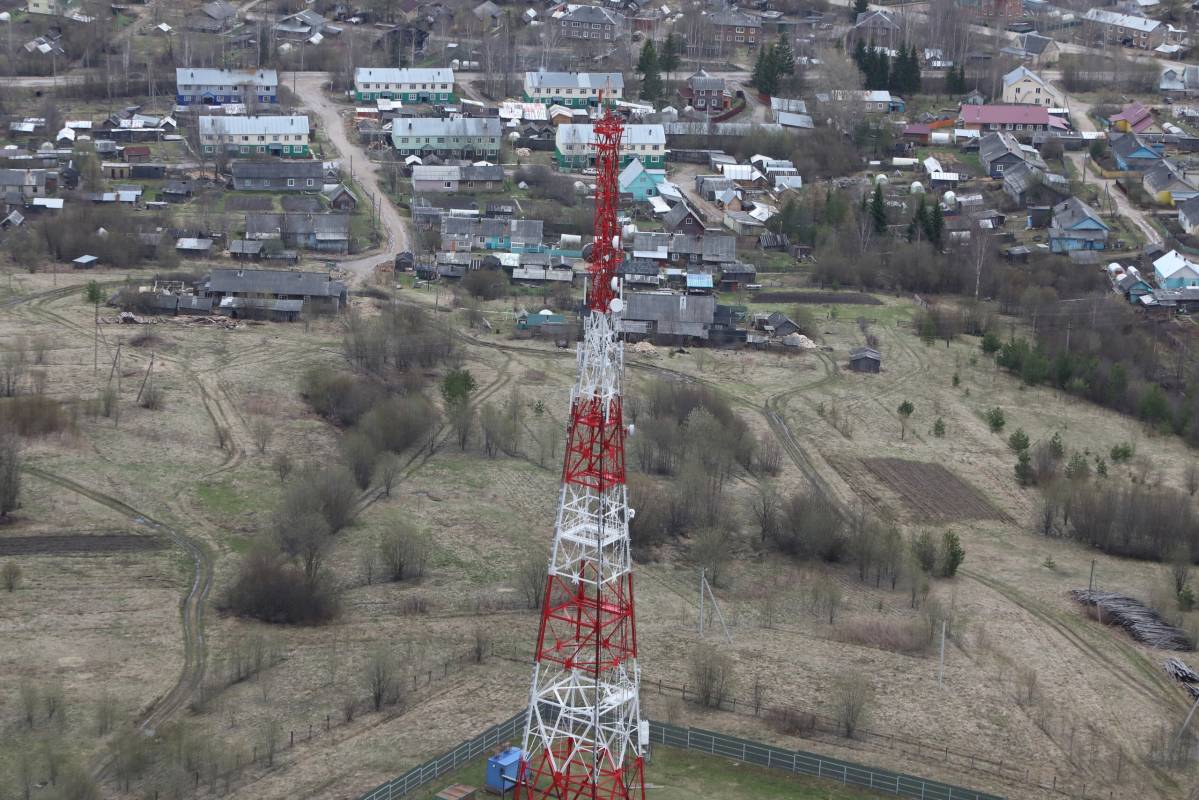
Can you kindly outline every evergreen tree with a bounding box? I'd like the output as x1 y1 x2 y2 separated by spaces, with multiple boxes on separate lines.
928 201 944 247
870 183 887 234
853 39 868 72
637 39 658 77
853 0 868 16
907 46 922 95
637 41 662 101
660 33 682 77
773 35 795 76
876 50 890 92
909 197 928 242
751 46 768 92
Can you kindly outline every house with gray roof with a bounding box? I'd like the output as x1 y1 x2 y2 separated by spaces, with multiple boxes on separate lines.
244 213 350 253
412 164 504 193
231 160 324 191
353 67 455 102
1002 161 1069 206
979 131 1044 178
620 292 716 342
186 0 236 32
391 117 501 159
523 70 624 107
556 4 624 41
199 115 311 158
1161 65 1199 96
175 68 278 105
1143 159 1197 205
201 267 347 311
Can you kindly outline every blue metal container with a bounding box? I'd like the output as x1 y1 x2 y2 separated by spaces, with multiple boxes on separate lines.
485 747 522 795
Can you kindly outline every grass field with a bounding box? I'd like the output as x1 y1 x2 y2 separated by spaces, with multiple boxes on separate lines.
5 266 1199 800
412 747 886 800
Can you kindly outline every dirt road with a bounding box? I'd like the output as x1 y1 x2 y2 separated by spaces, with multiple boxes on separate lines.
1065 91 1164 249
285 71 411 280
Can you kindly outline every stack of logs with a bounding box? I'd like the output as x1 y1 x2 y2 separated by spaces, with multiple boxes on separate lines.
1070 589 1194 651
1164 657 1199 699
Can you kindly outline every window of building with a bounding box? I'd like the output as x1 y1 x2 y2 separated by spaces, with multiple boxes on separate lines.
287 178 295 186
306 179 315 187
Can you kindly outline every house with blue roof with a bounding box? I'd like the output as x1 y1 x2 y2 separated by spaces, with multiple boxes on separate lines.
618 158 666 201
1110 132 1163 172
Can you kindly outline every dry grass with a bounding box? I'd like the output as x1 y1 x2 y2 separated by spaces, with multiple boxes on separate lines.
6 270 1199 800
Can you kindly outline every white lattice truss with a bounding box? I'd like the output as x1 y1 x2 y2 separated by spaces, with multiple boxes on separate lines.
521 308 644 789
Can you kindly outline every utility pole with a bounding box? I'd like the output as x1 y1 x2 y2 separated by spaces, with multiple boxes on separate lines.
1089 559 1095 592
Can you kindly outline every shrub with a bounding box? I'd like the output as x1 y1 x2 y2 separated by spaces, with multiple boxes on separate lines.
834 672 873 739
911 531 937 574
773 489 845 562
342 430 378 490
462 270 507 301
379 524 432 581
833 616 930 654
360 395 439 454
766 706 818 736
688 646 735 709
138 384 164 410
932 418 945 437
0 396 70 436
1111 442 1134 463
224 548 339 624
299 367 383 427
986 407 1005 433
1007 429 1029 452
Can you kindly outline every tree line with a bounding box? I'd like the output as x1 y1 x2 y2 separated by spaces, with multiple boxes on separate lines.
852 40 921 97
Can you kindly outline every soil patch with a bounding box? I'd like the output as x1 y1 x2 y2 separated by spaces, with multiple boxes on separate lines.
225 196 273 212
861 458 1007 523
0 533 166 555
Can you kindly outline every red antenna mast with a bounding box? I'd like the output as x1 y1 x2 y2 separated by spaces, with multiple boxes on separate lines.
517 97 645 800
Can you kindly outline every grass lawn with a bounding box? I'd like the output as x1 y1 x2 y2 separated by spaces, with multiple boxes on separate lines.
412 747 887 799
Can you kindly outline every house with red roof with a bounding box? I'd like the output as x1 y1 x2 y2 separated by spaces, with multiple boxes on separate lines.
956 104 1069 136
1110 102 1153 134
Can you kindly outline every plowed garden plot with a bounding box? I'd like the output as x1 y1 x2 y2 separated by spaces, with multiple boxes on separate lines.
861 458 1007 523
225 196 274 211
282 196 323 212
0 533 166 555
753 291 882 305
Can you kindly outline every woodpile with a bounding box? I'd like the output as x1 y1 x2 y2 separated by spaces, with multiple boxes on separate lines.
1163 657 1199 699
1070 589 1194 651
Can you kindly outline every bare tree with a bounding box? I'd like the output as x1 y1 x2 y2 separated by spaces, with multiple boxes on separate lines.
17 750 32 800
1171 543 1192 596
1186 462 1199 497
692 527 734 588
94 692 117 736
380 524 431 581
275 504 332 583
689 645 735 709
20 681 37 728
377 452 401 498
834 671 873 739
251 418 273 454
2 561 21 591
343 431 378 491
43 682 65 727
513 549 546 609
42 740 62 786
262 719 282 766
363 648 397 712
809 573 842 625
472 625 492 663
272 452 293 482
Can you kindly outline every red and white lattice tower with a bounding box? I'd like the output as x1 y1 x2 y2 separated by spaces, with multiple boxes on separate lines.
517 102 645 800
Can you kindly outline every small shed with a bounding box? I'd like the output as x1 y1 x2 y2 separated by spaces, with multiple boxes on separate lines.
849 346 882 373
73 254 99 269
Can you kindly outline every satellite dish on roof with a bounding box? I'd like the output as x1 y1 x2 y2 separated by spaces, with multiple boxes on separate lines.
610 298 624 313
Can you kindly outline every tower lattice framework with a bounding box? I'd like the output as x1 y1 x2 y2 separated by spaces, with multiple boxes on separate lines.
517 103 645 800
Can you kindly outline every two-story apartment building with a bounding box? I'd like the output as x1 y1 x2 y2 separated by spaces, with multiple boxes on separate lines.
353 68 455 103
523 70 623 107
199 115 311 157
704 8 761 53
1081 9 1164 50
554 4 624 41
175 68 279 105
555 123 667 170
680 69 730 112
390 117 502 159
1001 66 1064 107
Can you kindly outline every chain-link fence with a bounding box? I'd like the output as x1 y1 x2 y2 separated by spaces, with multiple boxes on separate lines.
355 712 1005 800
